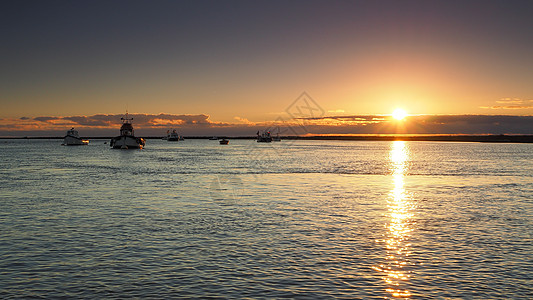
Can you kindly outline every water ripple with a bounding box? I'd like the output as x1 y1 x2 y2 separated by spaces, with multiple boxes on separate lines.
0 140 531 298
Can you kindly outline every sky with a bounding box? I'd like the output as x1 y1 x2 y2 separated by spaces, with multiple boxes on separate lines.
1 0 532 136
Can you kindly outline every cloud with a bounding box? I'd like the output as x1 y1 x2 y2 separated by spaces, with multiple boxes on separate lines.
295 115 391 126
496 97 533 104
481 98 533 110
480 106 533 110
1 114 532 136
0 113 222 135
30 113 214 128
126 113 214 127
63 115 114 126
234 116 254 124
292 114 533 134
34 116 60 122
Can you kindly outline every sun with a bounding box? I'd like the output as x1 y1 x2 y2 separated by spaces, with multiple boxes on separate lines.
392 108 408 120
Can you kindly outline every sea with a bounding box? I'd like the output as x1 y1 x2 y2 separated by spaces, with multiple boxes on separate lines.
0 139 531 299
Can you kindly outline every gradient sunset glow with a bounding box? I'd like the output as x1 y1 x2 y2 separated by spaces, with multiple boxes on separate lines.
1 0 532 136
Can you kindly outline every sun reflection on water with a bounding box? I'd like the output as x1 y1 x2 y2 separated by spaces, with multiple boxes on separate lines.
373 141 415 298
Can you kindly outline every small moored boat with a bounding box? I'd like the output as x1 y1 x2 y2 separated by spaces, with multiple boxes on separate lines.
62 128 89 146
219 139 229 145
110 113 145 149
256 130 272 143
167 129 180 141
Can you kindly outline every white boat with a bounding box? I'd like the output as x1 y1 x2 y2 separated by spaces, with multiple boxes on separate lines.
110 113 145 149
62 128 89 145
209 136 218 140
256 130 272 142
167 129 180 141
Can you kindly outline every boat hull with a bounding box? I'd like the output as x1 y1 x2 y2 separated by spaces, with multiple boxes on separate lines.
110 135 145 149
63 135 89 145
257 137 272 142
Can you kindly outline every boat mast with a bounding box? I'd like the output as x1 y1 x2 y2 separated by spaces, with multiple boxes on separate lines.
120 112 134 136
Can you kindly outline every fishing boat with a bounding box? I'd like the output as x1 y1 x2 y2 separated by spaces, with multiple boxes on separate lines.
256 130 272 143
167 129 180 141
110 113 145 149
62 128 89 145
219 138 229 145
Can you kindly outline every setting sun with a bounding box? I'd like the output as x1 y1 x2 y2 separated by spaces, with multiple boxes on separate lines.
392 108 408 120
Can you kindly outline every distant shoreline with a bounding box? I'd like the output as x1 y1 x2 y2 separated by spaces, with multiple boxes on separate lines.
2 135 532 143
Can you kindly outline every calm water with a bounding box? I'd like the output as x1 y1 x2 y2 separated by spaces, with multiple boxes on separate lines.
1 139 532 299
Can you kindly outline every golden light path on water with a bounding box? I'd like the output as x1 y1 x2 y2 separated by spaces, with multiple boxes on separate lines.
373 141 415 298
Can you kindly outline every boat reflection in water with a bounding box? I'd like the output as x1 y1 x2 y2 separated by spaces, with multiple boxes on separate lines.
373 141 415 298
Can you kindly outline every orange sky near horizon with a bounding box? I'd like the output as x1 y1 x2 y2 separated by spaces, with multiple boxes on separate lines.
1 1 532 130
